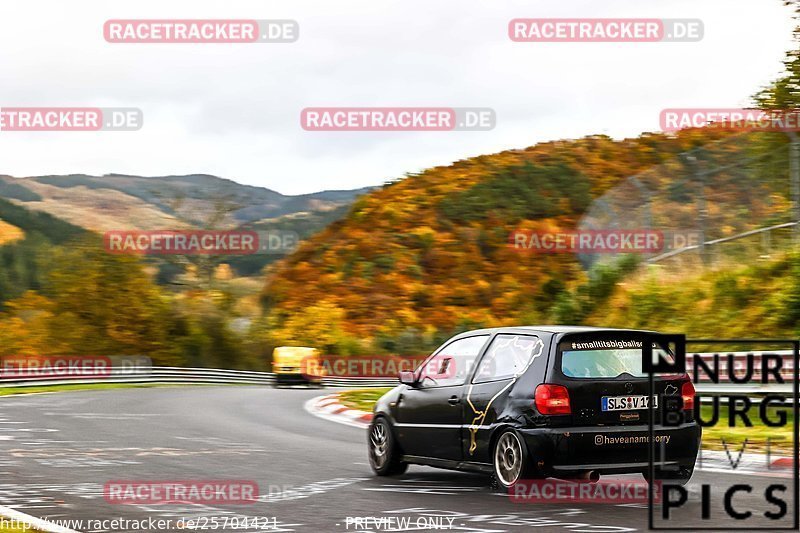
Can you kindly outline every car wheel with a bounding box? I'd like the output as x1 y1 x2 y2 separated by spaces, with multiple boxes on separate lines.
492 429 535 491
368 417 408 476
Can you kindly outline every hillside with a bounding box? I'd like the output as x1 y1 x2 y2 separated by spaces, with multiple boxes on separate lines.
0 197 86 244
0 174 370 279
0 174 371 231
261 129 793 351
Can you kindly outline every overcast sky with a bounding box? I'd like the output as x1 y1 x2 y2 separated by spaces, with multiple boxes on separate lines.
0 0 795 195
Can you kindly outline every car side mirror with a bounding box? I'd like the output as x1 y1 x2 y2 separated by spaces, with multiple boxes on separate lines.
399 371 418 386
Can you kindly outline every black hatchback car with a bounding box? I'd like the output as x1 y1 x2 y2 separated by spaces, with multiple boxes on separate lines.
368 326 701 489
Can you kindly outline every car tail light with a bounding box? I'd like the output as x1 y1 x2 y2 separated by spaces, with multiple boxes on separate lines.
535 384 571 415
681 381 695 411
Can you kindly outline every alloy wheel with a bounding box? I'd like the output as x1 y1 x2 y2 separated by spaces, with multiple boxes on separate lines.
494 431 524 487
370 422 388 468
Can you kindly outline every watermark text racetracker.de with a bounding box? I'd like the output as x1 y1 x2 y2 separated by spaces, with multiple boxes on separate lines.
0 355 151 379
104 480 258 505
301 107 495 131
104 19 298 43
301 354 457 380
509 18 703 42
509 229 701 254
661 108 800 132
103 230 298 255
1 356 110 379
510 478 662 504
0 107 142 131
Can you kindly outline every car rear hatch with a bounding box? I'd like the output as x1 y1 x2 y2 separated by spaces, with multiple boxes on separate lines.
553 334 687 426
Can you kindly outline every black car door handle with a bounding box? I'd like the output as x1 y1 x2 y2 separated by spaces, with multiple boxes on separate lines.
448 396 460 405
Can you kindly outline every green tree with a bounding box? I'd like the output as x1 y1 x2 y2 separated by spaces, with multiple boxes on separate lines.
41 237 183 364
755 1 800 110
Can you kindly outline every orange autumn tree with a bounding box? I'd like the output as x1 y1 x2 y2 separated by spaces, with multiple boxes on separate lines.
261 129 770 352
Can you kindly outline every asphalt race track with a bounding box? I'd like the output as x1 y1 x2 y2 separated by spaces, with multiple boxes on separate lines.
0 387 796 532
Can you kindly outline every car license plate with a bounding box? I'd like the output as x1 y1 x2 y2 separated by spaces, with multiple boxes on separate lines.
601 395 658 411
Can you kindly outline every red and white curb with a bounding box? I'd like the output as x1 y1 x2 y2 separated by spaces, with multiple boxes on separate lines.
0 504 82 533
696 449 795 478
304 394 373 429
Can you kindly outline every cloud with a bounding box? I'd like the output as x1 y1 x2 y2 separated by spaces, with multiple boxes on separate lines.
0 0 793 193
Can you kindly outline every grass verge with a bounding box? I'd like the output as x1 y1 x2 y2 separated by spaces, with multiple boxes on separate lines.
338 388 393 411
699 403 793 453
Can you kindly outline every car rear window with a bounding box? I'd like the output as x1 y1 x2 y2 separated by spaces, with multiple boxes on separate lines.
560 340 674 379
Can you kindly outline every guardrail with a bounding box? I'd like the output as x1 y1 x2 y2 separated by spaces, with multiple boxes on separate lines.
692 350 795 382
0 351 795 393
0 367 399 389
647 222 799 263
0 367 276 388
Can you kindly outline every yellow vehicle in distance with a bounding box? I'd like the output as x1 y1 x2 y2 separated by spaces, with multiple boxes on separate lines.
272 346 324 386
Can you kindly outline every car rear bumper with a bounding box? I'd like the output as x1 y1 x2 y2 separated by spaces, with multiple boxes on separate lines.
274 373 319 385
519 422 701 473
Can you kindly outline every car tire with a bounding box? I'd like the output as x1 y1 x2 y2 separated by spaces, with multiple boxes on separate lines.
491 429 537 492
368 417 408 476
